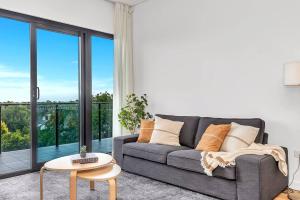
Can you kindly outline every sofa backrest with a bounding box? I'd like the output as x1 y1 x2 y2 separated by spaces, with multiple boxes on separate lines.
194 117 265 148
156 114 200 148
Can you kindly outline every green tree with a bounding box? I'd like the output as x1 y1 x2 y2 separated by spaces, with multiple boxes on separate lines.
37 104 79 147
1 105 30 134
1 121 9 134
1 105 30 152
2 130 30 151
0 91 113 151
93 91 113 102
92 92 113 140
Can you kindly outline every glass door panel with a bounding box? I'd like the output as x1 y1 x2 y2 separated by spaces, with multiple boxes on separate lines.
36 28 80 163
91 36 114 153
0 17 31 175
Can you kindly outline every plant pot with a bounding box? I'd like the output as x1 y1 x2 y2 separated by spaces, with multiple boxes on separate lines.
80 152 86 158
129 129 136 135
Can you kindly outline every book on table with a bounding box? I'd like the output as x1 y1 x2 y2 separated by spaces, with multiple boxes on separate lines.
71 153 99 164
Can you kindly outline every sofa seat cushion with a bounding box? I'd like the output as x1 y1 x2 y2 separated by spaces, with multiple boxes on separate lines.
123 143 190 164
167 150 236 180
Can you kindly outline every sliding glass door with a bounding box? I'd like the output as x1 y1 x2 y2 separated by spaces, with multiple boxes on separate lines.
0 17 31 175
35 28 81 163
91 36 114 153
0 9 113 177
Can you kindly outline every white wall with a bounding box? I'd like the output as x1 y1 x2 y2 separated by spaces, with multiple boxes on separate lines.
133 0 300 189
0 0 114 34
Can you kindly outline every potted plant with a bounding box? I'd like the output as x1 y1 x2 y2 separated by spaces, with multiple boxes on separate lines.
118 93 152 134
80 145 87 158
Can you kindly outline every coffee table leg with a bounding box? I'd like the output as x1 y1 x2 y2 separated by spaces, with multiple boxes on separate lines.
70 170 77 200
90 180 95 190
40 166 45 200
108 178 116 200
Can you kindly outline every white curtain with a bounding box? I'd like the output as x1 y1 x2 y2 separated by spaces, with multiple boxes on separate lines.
113 3 134 137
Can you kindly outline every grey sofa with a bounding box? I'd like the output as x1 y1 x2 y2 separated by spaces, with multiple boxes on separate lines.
114 115 288 200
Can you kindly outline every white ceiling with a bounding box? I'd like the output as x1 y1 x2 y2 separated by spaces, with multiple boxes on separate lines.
108 0 147 6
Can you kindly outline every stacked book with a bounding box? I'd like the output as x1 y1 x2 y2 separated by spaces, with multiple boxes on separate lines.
71 153 98 164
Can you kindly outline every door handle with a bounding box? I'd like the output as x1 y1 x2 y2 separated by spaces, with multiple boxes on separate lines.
37 86 40 100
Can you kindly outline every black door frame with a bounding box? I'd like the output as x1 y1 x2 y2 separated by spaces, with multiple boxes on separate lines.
0 8 113 177
30 23 38 171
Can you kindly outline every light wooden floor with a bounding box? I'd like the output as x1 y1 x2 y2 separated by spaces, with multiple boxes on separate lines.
274 193 288 200
274 189 300 200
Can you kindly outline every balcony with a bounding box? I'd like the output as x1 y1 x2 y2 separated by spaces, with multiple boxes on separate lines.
0 102 112 175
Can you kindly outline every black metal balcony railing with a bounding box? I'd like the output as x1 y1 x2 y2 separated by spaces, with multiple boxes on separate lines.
0 102 112 154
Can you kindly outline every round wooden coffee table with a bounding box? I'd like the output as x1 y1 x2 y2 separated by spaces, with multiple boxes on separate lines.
40 153 113 200
77 164 121 200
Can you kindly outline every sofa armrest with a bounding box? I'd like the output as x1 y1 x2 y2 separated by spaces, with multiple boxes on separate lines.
113 134 139 167
236 147 288 200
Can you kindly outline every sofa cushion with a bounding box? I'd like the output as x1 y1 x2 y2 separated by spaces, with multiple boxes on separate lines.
195 124 231 152
156 114 200 148
194 117 265 147
123 143 190 164
149 116 184 146
220 122 259 152
167 150 236 180
137 119 155 143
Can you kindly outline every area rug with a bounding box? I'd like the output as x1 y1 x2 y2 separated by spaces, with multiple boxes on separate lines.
0 171 217 200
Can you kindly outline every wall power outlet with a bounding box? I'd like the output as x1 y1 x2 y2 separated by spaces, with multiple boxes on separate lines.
294 150 300 158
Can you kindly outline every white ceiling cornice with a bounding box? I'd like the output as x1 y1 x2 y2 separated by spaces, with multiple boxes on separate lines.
107 0 147 6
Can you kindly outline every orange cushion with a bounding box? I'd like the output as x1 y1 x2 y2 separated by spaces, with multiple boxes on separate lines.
195 124 231 152
137 119 155 143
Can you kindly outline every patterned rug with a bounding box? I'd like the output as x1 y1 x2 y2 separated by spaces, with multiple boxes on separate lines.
0 171 217 200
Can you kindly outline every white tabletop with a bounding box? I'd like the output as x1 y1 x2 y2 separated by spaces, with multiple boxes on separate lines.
77 164 121 181
44 153 113 171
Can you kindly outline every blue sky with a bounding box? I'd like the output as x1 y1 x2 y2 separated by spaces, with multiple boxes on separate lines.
0 17 113 102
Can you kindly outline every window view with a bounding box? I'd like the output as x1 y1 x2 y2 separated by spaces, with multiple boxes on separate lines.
36 29 80 163
0 17 31 174
91 36 114 153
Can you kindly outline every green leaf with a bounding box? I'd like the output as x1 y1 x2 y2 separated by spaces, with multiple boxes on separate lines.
118 93 152 133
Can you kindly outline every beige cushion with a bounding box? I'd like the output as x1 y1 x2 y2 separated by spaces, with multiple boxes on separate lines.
221 122 259 152
149 116 184 146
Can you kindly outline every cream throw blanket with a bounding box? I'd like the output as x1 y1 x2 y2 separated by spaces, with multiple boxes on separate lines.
201 143 288 176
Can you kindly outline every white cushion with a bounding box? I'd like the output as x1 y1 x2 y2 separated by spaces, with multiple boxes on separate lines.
220 122 259 152
149 116 184 146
